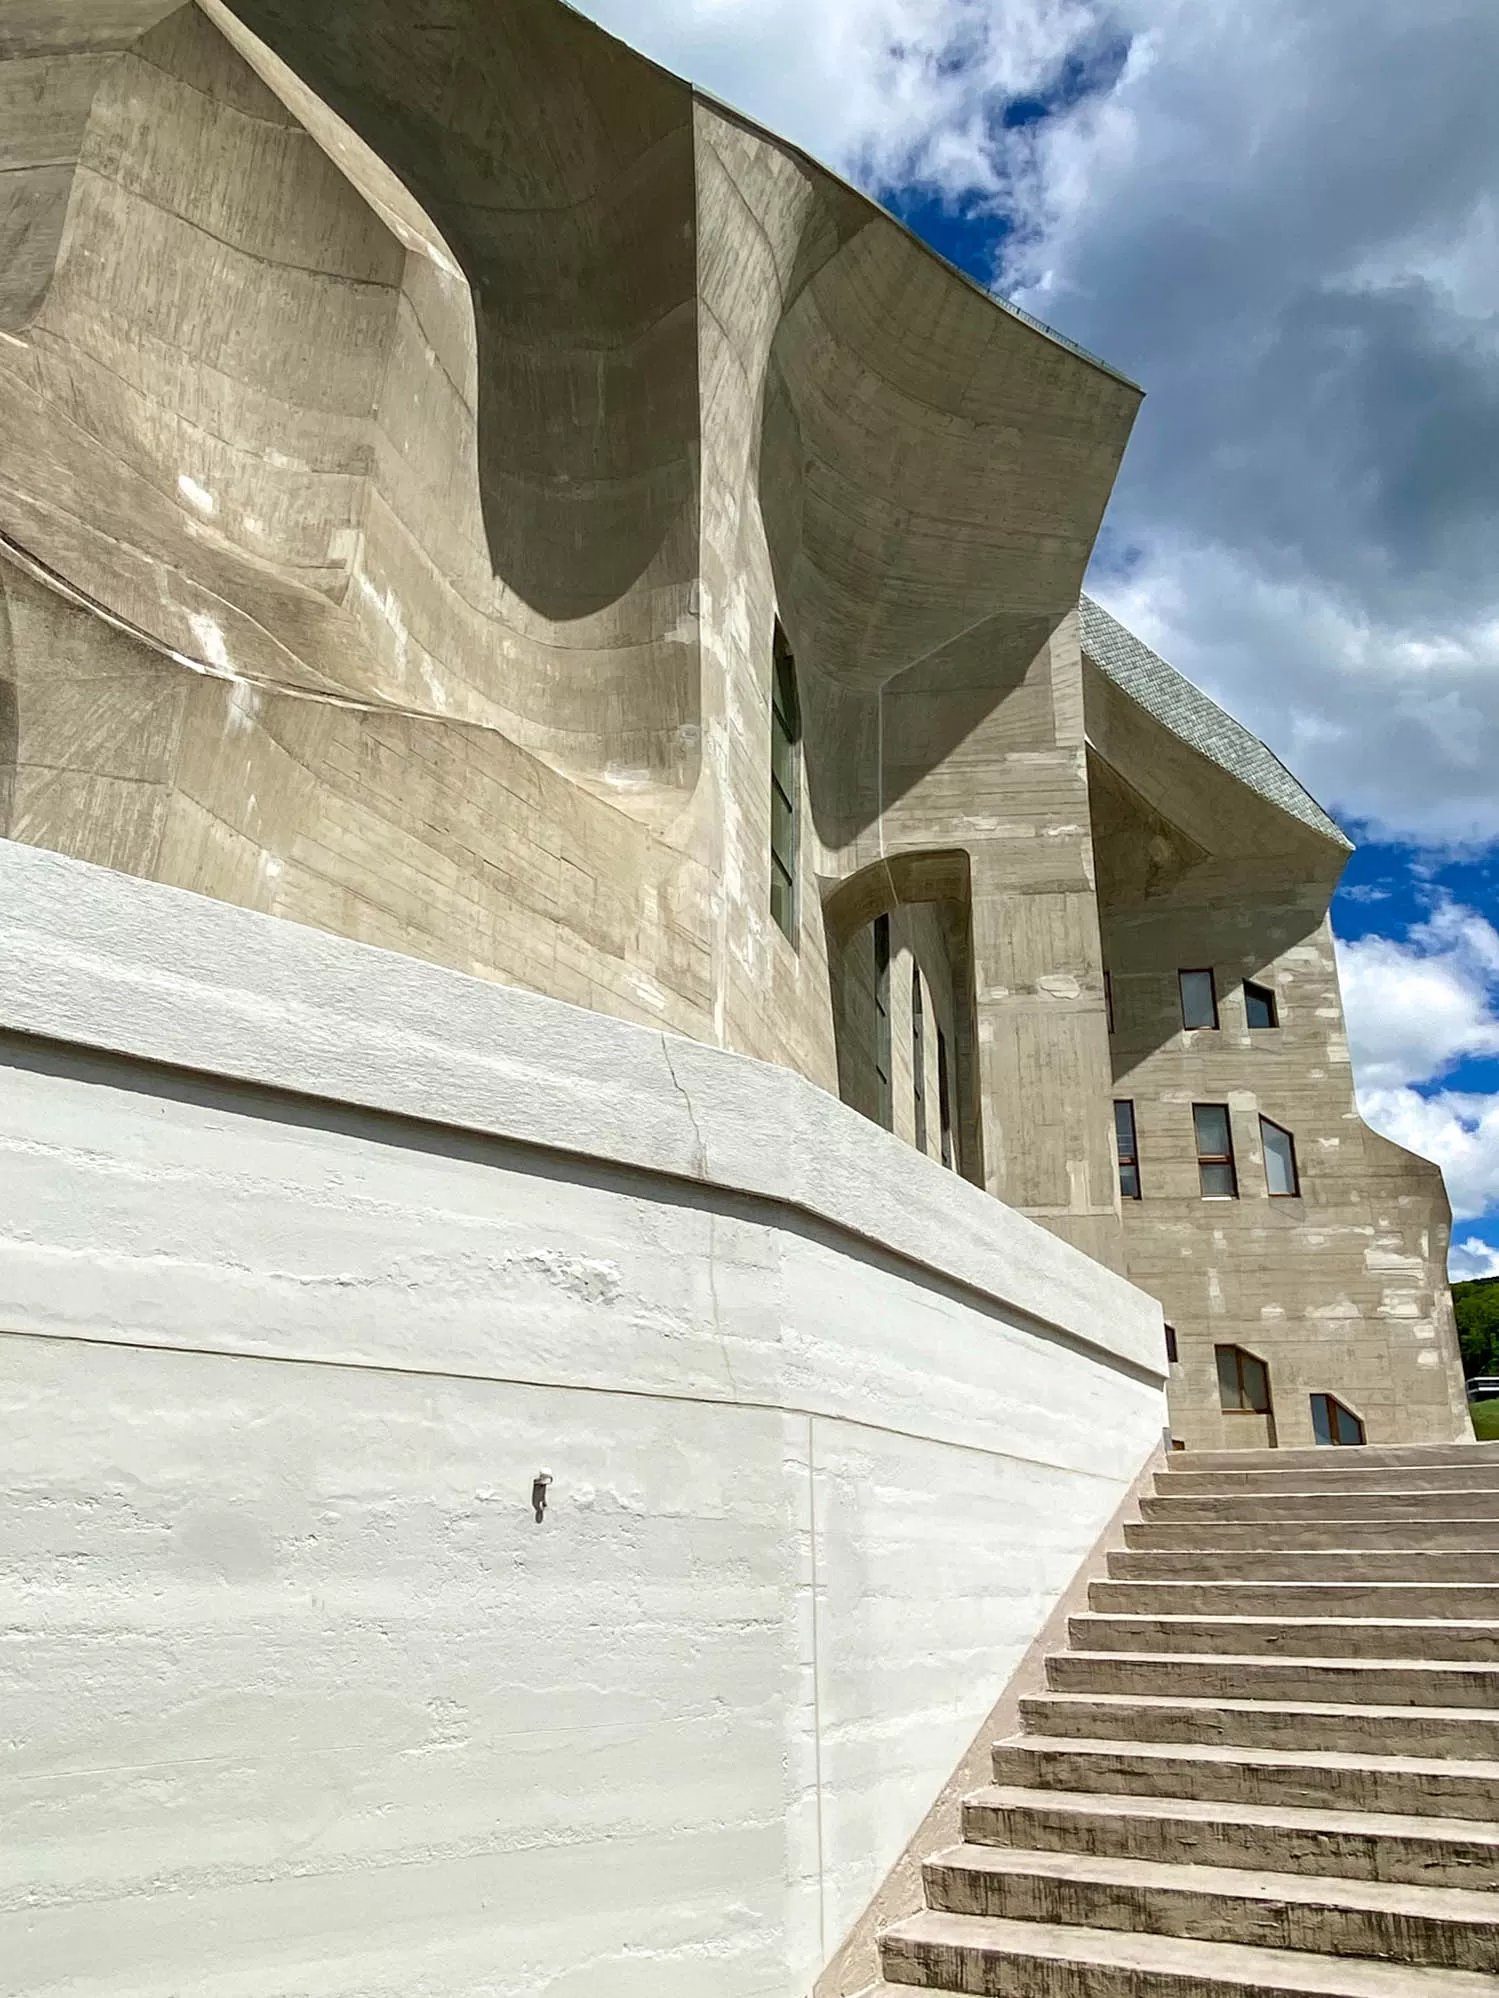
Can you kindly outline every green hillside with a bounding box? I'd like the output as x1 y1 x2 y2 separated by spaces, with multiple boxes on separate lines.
1454 1276 1499 1380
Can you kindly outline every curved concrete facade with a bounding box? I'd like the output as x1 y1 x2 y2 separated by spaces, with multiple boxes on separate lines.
0 6 1466 1430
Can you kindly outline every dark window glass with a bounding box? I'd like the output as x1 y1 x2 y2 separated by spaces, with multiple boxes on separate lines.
1114 1099 1140 1200
769 622 800 941
1194 1103 1237 1198
937 1027 954 1169
1311 1392 1365 1446
874 915 891 1130
1104 969 1115 1036
1244 979 1278 1030
1216 1344 1271 1414
1164 1323 1178 1364
1261 1117 1299 1197
912 966 927 1155
1179 968 1219 1030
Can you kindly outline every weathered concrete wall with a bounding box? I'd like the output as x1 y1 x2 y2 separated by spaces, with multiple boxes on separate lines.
0 842 1166 1997
1083 636 1468 1450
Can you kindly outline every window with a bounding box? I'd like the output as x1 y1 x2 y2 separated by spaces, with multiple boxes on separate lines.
1194 1103 1237 1198
1179 968 1219 1030
1115 1100 1141 1200
873 914 891 1130
1164 1323 1178 1364
1104 970 1115 1035
912 966 927 1155
769 622 800 941
937 1027 955 1169
1261 1117 1300 1197
1311 1393 1365 1446
1216 1343 1271 1414
1244 979 1278 1030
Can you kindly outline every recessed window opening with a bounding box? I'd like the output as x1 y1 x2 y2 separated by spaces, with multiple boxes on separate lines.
1216 1344 1271 1415
937 1026 954 1169
1244 979 1279 1030
1311 1392 1365 1446
1179 968 1219 1030
1261 1117 1300 1197
911 966 927 1155
873 914 892 1131
1194 1103 1238 1198
769 621 800 942
1104 969 1115 1035
1164 1323 1178 1365
1115 1100 1141 1200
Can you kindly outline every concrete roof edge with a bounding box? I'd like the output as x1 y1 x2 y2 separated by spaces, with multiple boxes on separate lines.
552 0 1142 395
1079 593 1353 851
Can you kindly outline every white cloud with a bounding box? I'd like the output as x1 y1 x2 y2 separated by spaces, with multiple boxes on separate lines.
1359 1085 1499 1227
1451 1236 1499 1282
1336 903 1499 1090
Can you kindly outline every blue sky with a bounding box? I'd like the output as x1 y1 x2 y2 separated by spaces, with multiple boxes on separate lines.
576 0 1499 1278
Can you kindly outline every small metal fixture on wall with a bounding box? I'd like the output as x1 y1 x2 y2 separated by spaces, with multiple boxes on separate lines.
531 1470 553 1524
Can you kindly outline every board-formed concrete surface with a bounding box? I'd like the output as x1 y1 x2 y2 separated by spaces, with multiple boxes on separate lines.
0 842 1166 1997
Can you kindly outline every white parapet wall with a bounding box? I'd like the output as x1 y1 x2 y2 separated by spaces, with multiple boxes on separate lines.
0 842 1167 1998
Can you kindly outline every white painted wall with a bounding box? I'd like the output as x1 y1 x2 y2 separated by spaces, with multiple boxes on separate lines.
0 844 1166 1998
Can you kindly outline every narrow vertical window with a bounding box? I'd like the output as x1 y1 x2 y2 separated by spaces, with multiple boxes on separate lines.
936 1026 954 1169
1244 980 1278 1029
1216 1344 1271 1414
769 621 800 942
1104 969 1115 1036
873 914 891 1130
1194 1103 1237 1198
911 966 927 1155
1311 1393 1365 1446
1164 1323 1179 1365
1261 1117 1300 1197
1114 1100 1141 1200
1179 968 1219 1030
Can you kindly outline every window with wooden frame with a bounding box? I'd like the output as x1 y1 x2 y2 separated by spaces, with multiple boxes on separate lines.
1311 1392 1365 1446
769 621 800 942
873 914 892 1130
1179 967 1219 1030
1193 1102 1238 1198
1114 1100 1141 1200
1261 1117 1300 1197
1244 979 1279 1030
1216 1343 1271 1414
911 965 927 1155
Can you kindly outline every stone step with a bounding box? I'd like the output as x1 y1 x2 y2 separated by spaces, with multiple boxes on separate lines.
1124 1518 1499 1551
1107 1548 1499 1585
960 1782 1499 1888
1089 1580 1499 1619
1140 1492 1499 1522
992 1734 1499 1821
1046 1649 1499 1709
1162 1443 1499 1474
878 1910 1498 1995
1157 1466 1499 1498
1018 1692 1499 1758
1068 1612 1499 1661
920 1844 1499 1968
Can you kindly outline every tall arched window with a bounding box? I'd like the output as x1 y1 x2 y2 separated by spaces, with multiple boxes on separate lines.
769 621 800 942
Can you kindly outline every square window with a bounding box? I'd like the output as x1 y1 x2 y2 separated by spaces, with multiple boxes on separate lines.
1216 1343 1270 1413
1244 979 1278 1030
1179 968 1219 1030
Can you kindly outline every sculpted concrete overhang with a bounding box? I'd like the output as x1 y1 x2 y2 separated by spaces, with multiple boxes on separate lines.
1 0 1142 820
1080 593 1353 857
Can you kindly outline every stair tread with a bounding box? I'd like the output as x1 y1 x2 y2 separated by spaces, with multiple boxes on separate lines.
964 1782 1499 1843
1060 1648 1499 1669
1026 1690 1499 1717
881 1909 1499 1992
1004 1731 1499 1781
925 1842 1499 1919
1074 1612 1499 1629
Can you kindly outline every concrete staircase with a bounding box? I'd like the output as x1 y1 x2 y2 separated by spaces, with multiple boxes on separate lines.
872 1440 1499 1995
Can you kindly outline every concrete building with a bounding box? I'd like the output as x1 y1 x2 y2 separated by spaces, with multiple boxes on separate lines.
0 1 1475 1992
